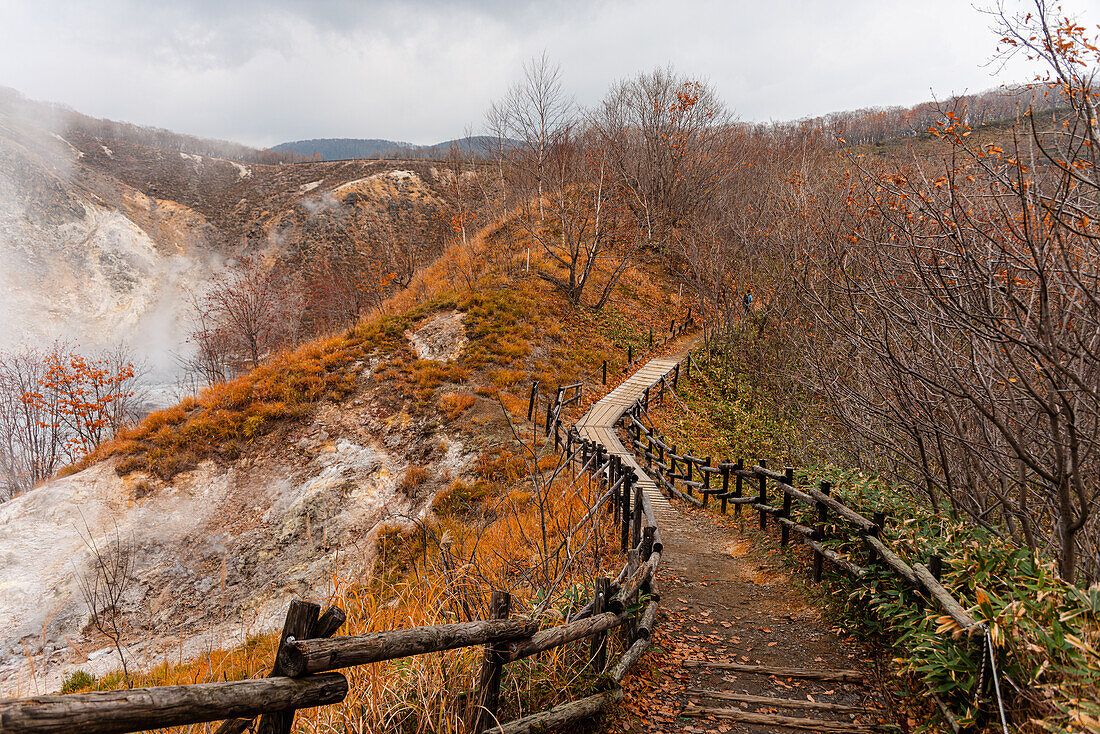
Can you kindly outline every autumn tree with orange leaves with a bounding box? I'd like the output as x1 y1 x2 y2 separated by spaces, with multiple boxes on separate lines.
796 0 1100 581
0 344 142 496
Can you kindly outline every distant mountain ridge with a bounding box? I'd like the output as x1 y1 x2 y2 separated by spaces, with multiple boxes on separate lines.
272 136 510 161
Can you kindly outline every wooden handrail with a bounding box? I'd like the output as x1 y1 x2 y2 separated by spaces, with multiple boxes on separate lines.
0 675 349 734
279 618 539 677
0 347 692 734
504 611 627 662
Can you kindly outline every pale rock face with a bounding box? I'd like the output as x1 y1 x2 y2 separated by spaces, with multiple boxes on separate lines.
406 311 467 362
0 416 472 694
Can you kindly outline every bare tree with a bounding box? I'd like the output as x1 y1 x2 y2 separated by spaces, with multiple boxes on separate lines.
189 257 303 381
0 349 62 497
797 1 1100 580
592 68 732 246
504 53 573 219
76 522 136 687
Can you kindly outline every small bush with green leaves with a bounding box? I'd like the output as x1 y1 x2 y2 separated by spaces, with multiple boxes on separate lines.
61 669 95 694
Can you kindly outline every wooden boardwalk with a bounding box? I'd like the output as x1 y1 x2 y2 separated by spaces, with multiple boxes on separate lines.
574 338 886 733
575 355 682 526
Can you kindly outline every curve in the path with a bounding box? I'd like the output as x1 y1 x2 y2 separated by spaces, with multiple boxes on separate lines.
575 353 687 525
574 337 888 733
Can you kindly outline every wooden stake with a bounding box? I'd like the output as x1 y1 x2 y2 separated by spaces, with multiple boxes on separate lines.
780 467 794 546
472 591 511 733
256 600 319 734
757 459 768 530
589 578 609 671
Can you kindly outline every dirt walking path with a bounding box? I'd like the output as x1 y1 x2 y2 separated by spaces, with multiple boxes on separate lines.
577 338 892 733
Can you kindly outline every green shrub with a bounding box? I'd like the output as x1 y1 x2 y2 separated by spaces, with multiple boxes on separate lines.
61 669 95 694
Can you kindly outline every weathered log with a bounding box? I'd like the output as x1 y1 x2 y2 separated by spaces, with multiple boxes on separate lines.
0 675 349 734
776 516 816 538
279 618 539 677
804 539 866 577
682 706 882 733
862 536 917 585
503 611 626 663
912 564 979 631
663 476 703 507
751 464 788 482
804 485 878 532
684 689 880 714
777 480 817 507
680 660 865 683
752 502 783 515
610 636 650 682
635 596 659 640
492 689 623 734
612 552 658 609
723 496 757 505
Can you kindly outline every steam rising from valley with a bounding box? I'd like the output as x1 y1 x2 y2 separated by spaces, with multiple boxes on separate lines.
0 91 229 399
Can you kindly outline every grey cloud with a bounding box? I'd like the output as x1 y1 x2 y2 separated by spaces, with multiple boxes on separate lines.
0 0 1074 147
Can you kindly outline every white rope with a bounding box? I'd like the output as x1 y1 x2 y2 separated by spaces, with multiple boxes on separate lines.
984 626 1011 733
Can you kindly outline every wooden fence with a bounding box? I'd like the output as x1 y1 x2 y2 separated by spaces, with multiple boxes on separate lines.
0 353 701 734
619 386 1006 732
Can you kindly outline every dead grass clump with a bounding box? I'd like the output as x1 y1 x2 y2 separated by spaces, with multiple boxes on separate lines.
399 464 430 496
439 393 476 421
488 368 526 389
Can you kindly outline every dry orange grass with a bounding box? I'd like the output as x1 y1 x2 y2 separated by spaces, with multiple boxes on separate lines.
69 440 624 734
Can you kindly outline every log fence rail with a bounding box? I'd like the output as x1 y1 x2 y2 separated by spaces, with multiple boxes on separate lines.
0 348 700 734
619 382 1008 729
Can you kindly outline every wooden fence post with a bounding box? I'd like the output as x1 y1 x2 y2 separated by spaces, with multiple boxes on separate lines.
673 363 679 390
472 591 511 733
813 481 831 582
685 451 694 497
734 459 744 517
720 462 730 514
649 327 653 347
641 526 656 562
612 455 622 525
632 481 644 549
685 351 692 379
644 386 650 412
527 381 539 420
702 457 712 508
869 511 887 565
757 459 768 530
602 360 607 385
623 549 641 642
780 467 794 546
621 472 633 552
256 600 320 734
628 344 633 365
545 402 553 436
667 447 677 498
590 578 610 671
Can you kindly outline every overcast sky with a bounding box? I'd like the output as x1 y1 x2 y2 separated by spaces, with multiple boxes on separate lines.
0 0 1092 148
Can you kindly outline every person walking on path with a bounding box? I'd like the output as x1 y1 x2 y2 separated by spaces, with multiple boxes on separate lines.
742 289 753 315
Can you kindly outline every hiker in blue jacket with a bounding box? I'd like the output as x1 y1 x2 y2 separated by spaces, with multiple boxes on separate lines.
743 289 753 314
